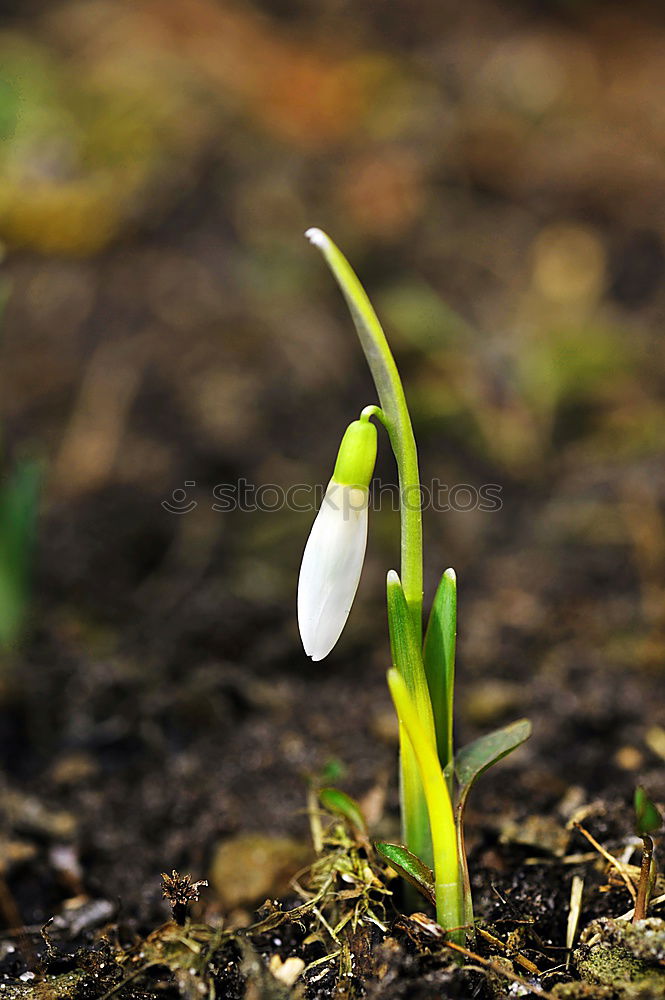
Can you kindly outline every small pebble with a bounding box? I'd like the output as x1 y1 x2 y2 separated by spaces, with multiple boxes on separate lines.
269 955 305 987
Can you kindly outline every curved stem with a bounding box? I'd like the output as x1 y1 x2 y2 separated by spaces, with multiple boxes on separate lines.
306 229 423 642
360 404 386 425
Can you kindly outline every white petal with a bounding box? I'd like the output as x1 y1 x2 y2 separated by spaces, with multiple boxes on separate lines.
297 483 369 661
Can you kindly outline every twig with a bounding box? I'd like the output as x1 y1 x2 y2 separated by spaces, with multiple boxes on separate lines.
633 835 654 922
443 940 558 999
476 926 541 974
566 875 584 967
617 890 665 921
307 786 324 854
97 961 159 1000
572 822 637 903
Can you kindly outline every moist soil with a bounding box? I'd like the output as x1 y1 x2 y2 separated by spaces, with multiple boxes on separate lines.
0 452 663 998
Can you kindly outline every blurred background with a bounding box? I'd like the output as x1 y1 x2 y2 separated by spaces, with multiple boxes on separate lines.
1 0 665 930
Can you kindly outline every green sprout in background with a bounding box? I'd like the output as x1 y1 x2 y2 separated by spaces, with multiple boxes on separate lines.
633 785 662 923
0 454 40 654
297 229 531 943
0 274 40 655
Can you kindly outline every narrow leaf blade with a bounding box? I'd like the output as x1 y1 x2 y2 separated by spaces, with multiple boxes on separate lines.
455 719 532 792
305 228 404 431
387 571 434 868
388 667 462 935
374 841 435 905
319 787 367 834
400 723 432 869
387 570 435 744
423 568 456 769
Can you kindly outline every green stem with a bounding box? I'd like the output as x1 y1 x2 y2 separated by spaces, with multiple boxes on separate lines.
306 229 423 641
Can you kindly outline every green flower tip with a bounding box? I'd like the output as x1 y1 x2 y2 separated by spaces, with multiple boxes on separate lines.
333 419 377 490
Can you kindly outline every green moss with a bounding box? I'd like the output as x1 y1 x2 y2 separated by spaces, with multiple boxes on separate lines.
0 970 86 999
552 982 620 999
575 918 665 995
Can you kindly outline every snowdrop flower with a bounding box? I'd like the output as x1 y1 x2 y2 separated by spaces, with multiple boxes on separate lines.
298 416 377 660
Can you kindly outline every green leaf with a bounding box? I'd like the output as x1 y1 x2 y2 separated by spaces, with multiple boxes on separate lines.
386 570 435 867
387 668 462 935
635 786 662 836
452 718 531 937
319 787 367 834
400 723 432 870
455 719 532 792
386 570 435 744
423 568 456 769
304 228 411 462
374 841 435 905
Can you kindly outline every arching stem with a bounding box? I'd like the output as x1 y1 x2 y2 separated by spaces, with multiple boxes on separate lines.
305 229 423 642
306 229 430 870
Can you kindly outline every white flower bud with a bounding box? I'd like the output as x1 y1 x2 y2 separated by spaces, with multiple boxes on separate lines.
297 417 377 661
297 481 370 661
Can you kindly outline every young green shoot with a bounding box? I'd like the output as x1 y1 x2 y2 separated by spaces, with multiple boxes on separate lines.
633 785 662 923
298 229 531 941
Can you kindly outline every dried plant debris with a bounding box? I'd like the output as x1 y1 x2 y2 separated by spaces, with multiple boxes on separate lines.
250 816 392 993
161 869 208 925
1 808 663 998
0 825 472 998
